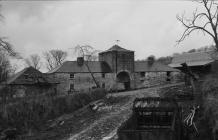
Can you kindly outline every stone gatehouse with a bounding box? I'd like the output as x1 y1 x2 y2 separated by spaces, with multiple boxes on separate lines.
47 45 179 94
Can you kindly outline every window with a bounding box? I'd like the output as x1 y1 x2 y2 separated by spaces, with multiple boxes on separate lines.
70 84 74 91
24 74 29 79
166 71 171 81
102 83 105 88
167 71 171 76
70 73 74 79
102 73 105 78
140 72 145 77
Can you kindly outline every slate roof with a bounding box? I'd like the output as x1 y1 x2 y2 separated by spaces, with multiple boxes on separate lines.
4 67 58 85
169 51 215 68
99 45 133 54
134 61 179 72
47 61 112 73
48 60 178 73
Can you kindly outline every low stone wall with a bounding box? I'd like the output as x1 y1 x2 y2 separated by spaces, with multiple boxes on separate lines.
134 72 183 89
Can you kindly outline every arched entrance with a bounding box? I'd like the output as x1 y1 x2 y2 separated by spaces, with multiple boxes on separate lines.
116 71 131 90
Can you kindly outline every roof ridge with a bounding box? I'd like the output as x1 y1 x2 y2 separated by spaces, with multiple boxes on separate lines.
135 61 179 72
64 60 105 62
177 50 214 55
47 61 112 73
100 44 133 53
5 67 42 84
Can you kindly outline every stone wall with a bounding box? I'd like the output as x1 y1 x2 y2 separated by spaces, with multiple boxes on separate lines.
99 51 134 73
116 51 134 73
99 52 116 72
49 71 182 94
133 71 182 88
51 72 124 94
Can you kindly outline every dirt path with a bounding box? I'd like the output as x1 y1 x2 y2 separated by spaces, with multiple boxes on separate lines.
66 102 132 140
63 84 174 140
23 83 183 140
109 82 184 97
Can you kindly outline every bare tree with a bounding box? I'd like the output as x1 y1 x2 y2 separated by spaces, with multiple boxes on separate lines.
0 13 19 58
0 6 20 82
0 51 9 82
147 55 156 66
43 49 67 71
0 10 18 57
0 48 18 82
157 56 173 65
74 45 100 61
73 45 100 88
177 0 218 50
25 54 41 70
50 50 67 66
0 39 18 57
43 52 55 71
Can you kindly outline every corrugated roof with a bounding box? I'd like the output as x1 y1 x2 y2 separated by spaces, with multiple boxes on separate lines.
134 61 179 72
100 45 133 54
47 61 112 73
169 60 214 67
5 67 58 85
169 51 215 68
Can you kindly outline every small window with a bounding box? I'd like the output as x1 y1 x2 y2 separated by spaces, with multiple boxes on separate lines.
102 83 105 88
24 74 29 79
70 84 74 91
70 73 74 79
102 73 105 78
140 72 145 77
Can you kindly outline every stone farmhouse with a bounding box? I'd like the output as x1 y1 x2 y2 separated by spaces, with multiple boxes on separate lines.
48 45 179 94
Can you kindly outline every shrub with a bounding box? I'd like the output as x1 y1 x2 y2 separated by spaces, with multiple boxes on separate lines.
104 95 130 105
0 88 107 134
202 76 218 98
201 76 218 138
90 88 107 100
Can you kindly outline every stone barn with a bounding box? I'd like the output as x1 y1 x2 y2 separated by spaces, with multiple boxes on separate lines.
169 51 218 79
0 67 58 99
48 44 179 94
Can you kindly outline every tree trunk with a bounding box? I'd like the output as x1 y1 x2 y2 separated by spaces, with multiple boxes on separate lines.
85 61 100 88
190 77 196 95
216 44 218 52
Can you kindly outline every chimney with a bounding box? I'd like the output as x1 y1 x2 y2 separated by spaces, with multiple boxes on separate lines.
147 56 155 66
77 57 84 66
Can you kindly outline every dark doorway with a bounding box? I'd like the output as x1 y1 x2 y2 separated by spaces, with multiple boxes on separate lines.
124 82 130 90
117 71 131 90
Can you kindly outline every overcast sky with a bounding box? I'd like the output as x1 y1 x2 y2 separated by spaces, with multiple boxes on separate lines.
0 0 214 62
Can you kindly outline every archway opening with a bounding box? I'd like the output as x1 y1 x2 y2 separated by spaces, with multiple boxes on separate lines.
117 71 131 90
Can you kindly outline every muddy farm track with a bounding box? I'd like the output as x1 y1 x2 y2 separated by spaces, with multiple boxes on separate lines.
22 83 184 140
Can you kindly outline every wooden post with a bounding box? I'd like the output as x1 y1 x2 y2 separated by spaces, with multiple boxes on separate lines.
181 63 197 95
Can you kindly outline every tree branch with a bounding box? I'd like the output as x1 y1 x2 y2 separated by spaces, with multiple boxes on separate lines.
176 0 218 48
0 38 19 58
73 45 100 88
177 13 215 43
